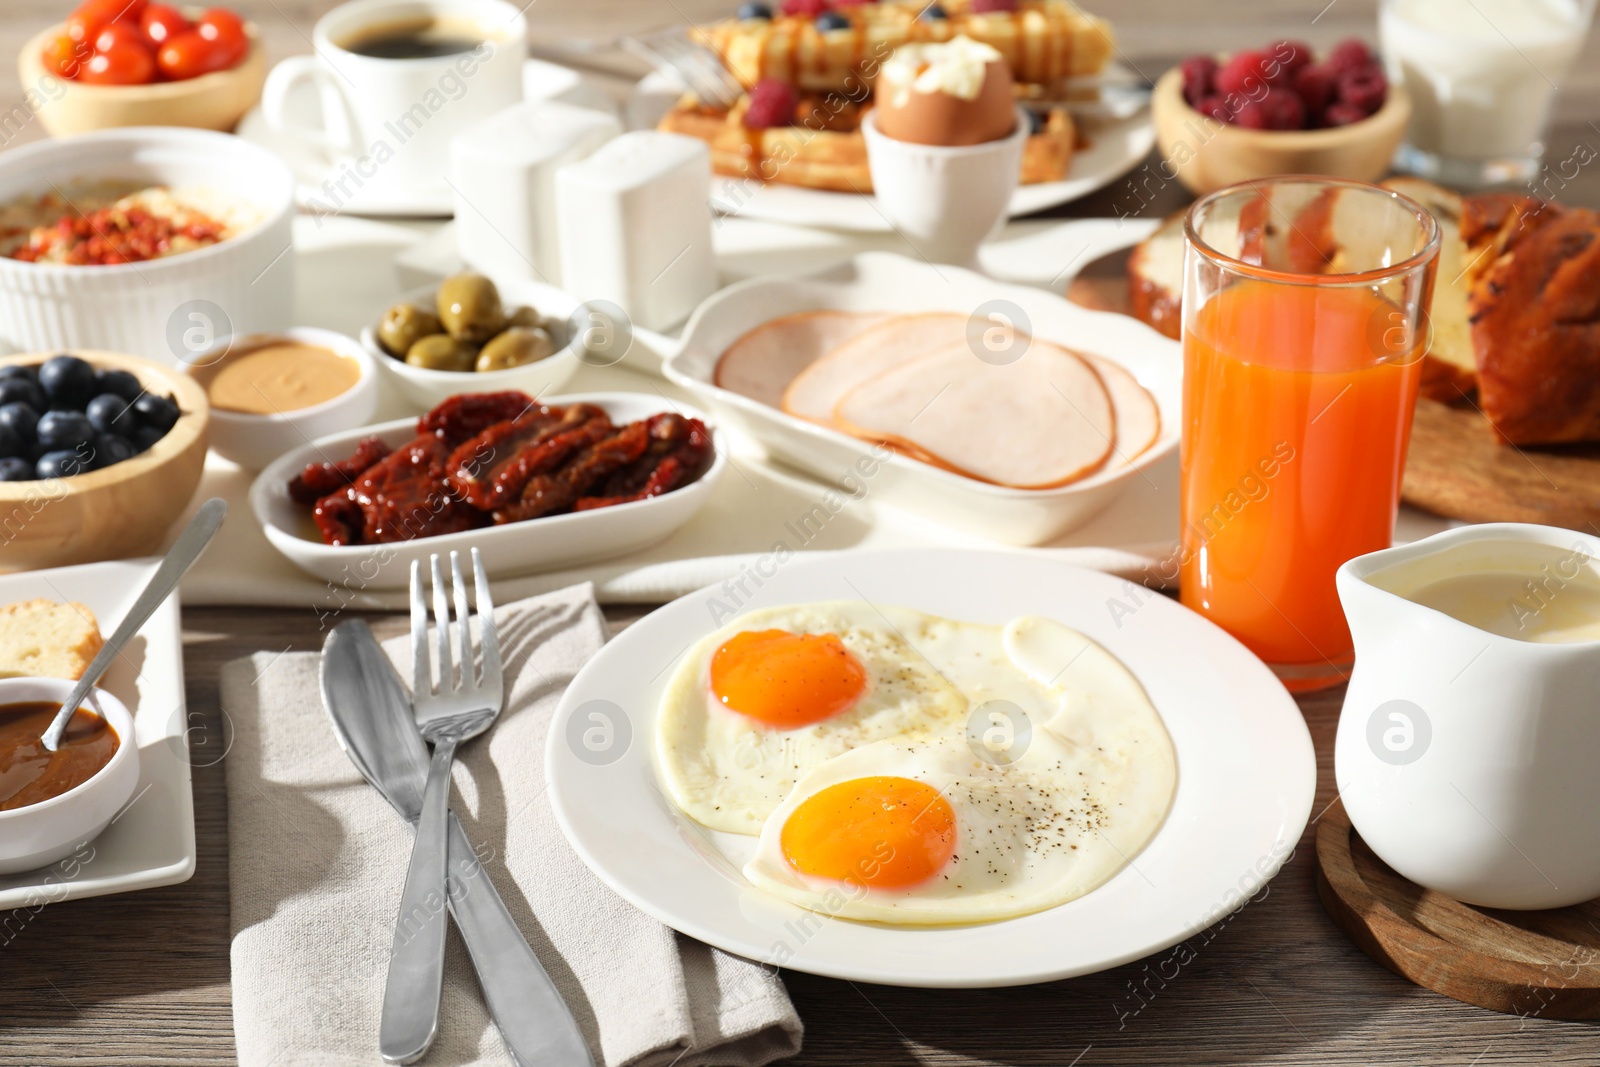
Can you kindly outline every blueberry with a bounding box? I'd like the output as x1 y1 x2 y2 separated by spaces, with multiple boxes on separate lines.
133 393 180 434
0 376 45 413
36 410 96 451
35 449 89 480
816 10 850 29
86 393 138 436
0 456 32 481
91 434 135 468
131 425 165 454
0 423 21 460
0 365 37 385
37 354 97 411
0 402 39 443
918 3 947 18
1024 108 1043 134
93 369 144 403
737 2 772 18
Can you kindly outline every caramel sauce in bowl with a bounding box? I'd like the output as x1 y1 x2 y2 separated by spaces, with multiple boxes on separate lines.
0 678 140 875
182 327 378 471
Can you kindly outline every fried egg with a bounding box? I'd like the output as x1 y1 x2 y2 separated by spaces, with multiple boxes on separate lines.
741 617 1177 924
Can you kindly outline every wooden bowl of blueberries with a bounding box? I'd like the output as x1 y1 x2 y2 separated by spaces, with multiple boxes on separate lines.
0 351 209 572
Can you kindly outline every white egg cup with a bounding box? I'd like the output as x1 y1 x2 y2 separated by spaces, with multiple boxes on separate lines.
861 105 1028 271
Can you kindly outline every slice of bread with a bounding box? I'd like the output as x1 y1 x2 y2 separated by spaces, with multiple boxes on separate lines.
1380 178 1477 402
0 599 104 681
1126 211 1184 341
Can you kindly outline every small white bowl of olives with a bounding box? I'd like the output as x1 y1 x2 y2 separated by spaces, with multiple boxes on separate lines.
363 272 583 410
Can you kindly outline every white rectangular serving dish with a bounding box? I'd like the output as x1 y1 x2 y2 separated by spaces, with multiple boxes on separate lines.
663 251 1181 545
250 391 725 589
0 558 195 909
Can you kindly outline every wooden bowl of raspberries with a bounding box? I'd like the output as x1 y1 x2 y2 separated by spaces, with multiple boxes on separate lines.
1151 37 1410 195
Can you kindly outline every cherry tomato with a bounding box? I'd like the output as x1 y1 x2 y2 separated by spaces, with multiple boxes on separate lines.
66 0 146 42
93 20 147 55
156 29 232 80
139 3 189 47
194 7 248 68
40 33 88 79
80 35 156 84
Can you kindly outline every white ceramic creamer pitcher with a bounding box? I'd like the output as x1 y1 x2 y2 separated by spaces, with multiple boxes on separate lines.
1334 523 1600 909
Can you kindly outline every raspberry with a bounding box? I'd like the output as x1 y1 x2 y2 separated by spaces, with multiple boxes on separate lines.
1192 93 1231 123
743 78 798 128
1326 37 1374 74
1323 101 1369 127
1233 98 1272 129
1267 40 1313 80
1338 64 1388 114
969 0 1018 11
1259 87 1306 130
1216 50 1273 98
1293 63 1338 119
779 0 828 16
1179 55 1218 105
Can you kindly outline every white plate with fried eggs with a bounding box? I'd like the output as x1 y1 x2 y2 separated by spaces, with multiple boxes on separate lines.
547 549 1315 987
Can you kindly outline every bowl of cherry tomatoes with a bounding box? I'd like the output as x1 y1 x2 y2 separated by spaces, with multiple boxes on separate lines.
19 1 265 137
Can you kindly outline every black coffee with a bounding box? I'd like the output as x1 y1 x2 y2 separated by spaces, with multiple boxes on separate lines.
341 17 483 59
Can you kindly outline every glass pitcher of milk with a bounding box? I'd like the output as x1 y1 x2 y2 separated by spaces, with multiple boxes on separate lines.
1381 0 1595 187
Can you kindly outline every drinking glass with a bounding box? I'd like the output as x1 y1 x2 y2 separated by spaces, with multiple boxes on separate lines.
1380 0 1597 188
1180 177 1441 692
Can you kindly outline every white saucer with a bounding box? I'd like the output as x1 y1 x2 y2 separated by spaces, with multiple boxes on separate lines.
236 58 619 218
629 69 1156 233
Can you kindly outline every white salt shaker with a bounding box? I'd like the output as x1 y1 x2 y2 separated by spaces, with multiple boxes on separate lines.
554 131 718 332
449 100 621 285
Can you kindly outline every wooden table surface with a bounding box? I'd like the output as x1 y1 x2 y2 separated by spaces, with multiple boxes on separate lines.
4 1 1600 1064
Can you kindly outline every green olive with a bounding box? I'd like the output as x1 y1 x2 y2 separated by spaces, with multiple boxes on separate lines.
436 272 505 342
377 302 442 357
475 327 555 373
505 305 544 330
405 334 477 373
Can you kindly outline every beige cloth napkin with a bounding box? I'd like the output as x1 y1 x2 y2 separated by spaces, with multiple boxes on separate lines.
222 583 802 1067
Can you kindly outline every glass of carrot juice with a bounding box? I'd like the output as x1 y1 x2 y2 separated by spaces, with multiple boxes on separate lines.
1180 177 1441 692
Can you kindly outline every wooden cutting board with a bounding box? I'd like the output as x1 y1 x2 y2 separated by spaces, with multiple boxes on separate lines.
1314 799 1600 1019
1065 258 1600 534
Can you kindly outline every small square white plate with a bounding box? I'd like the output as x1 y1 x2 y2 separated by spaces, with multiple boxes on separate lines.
0 558 195 908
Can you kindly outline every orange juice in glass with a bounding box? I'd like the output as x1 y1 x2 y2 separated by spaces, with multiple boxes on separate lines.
1180 177 1441 692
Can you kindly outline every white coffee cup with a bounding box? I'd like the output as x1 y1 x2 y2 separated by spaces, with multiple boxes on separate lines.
262 0 526 204
861 105 1027 269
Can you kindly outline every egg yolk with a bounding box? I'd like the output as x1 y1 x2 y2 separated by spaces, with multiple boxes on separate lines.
709 630 868 729
780 776 957 889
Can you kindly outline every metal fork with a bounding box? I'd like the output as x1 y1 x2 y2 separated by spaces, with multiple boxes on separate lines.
619 26 743 109
380 548 503 1065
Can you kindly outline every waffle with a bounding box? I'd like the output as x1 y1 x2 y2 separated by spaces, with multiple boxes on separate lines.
660 96 1075 193
694 0 1115 93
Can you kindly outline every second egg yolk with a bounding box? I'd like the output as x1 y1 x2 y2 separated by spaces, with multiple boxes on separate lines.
709 629 868 729
780 776 957 889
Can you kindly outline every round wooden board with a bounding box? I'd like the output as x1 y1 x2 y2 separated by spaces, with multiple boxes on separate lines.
1314 799 1600 1019
1402 398 1600 533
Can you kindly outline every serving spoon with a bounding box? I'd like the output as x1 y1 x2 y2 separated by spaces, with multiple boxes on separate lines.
40 497 227 752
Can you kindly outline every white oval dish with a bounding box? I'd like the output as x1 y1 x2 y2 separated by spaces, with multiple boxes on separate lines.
0 127 295 363
664 251 1181 545
187 327 379 471
363 282 584 411
250 391 725 588
546 548 1315 987
0 677 140 875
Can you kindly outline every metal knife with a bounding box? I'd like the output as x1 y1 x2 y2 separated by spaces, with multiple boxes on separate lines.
320 620 594 1067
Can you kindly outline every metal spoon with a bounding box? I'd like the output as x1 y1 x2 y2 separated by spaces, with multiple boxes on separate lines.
40 497 227 752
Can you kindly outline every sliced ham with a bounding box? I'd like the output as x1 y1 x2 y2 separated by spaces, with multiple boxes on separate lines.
1082 353 1160 466
781 313 969 424
833 339 1116 489
713 311 890 408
